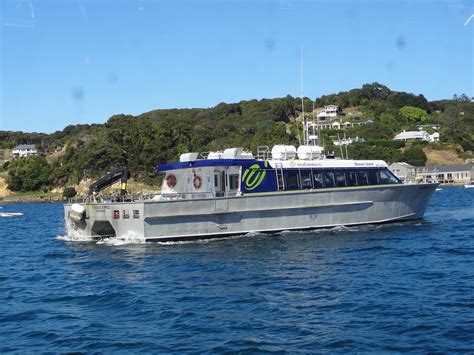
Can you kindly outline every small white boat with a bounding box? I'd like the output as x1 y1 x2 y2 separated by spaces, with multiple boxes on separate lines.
465 181 474 188
0 212 23 217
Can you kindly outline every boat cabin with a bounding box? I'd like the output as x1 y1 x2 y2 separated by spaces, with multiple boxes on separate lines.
156 146 401 200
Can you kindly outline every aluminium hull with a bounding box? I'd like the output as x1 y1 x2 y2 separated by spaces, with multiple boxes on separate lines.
64 183 437 242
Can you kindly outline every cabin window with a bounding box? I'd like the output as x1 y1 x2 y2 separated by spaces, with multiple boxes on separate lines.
322 171 335 188
377 169 399 184
368 170 379 185
346 170 358 186
300 170 312 189
312 171 324 188
228 174 239 190
286 170 300 189
334 171 347 187
356 170 369 186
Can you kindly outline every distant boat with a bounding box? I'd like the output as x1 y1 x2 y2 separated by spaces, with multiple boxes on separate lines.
0 212 23 217
435 188 442 191
465 181 474 188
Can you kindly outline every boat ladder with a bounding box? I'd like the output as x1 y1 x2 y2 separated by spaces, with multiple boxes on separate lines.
275 163 285 190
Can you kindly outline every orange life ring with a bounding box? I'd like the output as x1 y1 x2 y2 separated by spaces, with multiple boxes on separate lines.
166 174 177 189
193 175 202 189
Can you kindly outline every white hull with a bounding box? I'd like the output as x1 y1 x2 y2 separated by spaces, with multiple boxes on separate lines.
65 183 437 242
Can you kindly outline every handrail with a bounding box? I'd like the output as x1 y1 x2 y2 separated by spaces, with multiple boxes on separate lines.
68 190 241 204
257 146 271 160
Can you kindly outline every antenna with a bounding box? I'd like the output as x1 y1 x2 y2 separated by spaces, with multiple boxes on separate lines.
294 106 302 145
344 132 349 159
338 133 344 158
300 45 306 145
312 100 315 146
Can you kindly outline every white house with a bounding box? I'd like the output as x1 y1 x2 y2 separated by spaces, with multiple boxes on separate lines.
415 164 473 184
430 132 440 142
333 137 365 146
416 123 441 131
394 130 439 142
389 162 417 182
12 144 38 158
316 105 341 121
341 119 374 128
331 121 341 130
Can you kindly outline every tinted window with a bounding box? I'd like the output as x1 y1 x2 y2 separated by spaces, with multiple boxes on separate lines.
286 170 300 189
334 171 347 187
300 170 312 189
228 174 239 190
346 170 358 186
322 171 335 188
356 170 369 186
368 170 379 185
377 169 399 184
313 171 323 188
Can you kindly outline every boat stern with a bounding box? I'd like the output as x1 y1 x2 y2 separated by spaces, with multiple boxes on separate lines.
64 202 145 239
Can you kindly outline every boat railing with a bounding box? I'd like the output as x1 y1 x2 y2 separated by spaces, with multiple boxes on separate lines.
257 146 271 160
68 191 241 204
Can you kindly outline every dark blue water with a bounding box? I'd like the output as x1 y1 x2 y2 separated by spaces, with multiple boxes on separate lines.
1 187 473 352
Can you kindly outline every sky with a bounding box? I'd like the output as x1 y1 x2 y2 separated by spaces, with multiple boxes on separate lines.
0 0 473 133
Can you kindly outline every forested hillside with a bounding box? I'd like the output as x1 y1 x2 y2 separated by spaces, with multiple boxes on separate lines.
1 83 473 193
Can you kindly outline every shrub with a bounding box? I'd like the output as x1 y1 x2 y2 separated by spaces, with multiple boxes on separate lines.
63 187 77 198
402 146 427 166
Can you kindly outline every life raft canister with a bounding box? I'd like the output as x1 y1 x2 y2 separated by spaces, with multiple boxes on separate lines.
166 174 177 189
193 175 202 189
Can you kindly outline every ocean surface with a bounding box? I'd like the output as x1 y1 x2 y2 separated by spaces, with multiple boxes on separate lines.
1 187 473 352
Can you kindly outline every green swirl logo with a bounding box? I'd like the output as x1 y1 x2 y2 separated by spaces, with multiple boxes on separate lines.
242 162 268 190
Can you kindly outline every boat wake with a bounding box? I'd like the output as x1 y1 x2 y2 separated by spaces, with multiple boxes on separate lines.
0 212 24 217
57 231 145 245
58 221 424 246
156 232 255 246
56 233 94 243
97 232 146 246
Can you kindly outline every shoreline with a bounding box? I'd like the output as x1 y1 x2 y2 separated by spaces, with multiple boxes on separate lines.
0 196 65 204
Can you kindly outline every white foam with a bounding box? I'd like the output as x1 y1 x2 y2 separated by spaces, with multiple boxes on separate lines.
56 234 94 242
0 212 23 217
155 232 254 246
96 231 145 246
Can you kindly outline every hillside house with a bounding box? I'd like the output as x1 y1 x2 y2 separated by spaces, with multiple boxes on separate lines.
416 123 441 131
316 105 341 121
12 144 38 158
342 119 374 128
394 130 439 143
333 137 365 146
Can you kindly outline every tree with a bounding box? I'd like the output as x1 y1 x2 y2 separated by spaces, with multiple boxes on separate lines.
399 106 429 122
402 146 427 166
6 156 51 192
63 187 77 198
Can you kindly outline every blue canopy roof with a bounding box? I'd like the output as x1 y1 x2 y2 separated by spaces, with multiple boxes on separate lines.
157 159 258 172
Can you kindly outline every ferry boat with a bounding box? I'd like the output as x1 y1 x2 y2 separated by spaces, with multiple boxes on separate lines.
64 145 438 242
